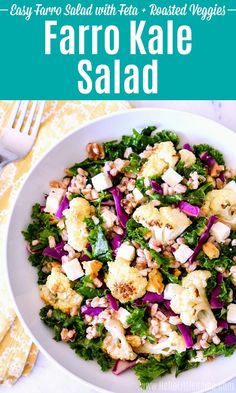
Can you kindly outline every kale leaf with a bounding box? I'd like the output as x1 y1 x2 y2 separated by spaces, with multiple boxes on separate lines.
204 343 236 357
198 252 234 271
175 350 200 376
176 159 207 178
183 217 207 247
40 306 113 371
40 306 86 341
184 183 213 206
193 144 225 165
126 219 169 266
22 203 60 250
85 218 112 262
126 306 152 338
28 253 52 284
134 356 175 389
74 275 104 299
68 159 105 177
124 153 143 174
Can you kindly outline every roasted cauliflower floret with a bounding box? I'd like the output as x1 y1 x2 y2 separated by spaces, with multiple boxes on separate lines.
39 267 83 314
63 197 94 251
136 331 186 356
164 270 217 335
102 319 137 360
133 204 192 244
139 141 179 178
147 269 164 294
82 260 103 279
105 258 147 303
202 187 236 229
133 203 160 227
179 149 196 168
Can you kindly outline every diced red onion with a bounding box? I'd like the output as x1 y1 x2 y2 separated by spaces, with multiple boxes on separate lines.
107 293 119 310
224 335 236 346
177 323 193 348
43 241 67 261
109 187 129 228
112 360 137 375
179 201 200 217
189 215 218 263
163 301 193 347
200 152 216 168
210 273 224 309
80 243 92 262
217 319 228 329
132 298 143 307
218 173 225 183
80 305 104 316
183 143 193 152
80 254 90 262
150 180 163 195
111 233 125 257
142 292 164 303
55 195 69 219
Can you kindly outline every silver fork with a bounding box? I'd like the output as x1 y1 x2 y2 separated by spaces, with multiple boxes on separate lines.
0 100 45 170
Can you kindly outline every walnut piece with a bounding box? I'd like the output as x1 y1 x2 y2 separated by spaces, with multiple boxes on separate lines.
87 142 105 160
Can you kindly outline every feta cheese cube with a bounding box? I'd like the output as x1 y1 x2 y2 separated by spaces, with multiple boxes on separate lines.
116 243 135 262
91 172 112 192
161 168 183 187
117 307 131 328
227 303 236 323
133 188 145 203
173 244 194 264
224 180 236 192
62 258 84 281
44 188 65 214
210 221 231 243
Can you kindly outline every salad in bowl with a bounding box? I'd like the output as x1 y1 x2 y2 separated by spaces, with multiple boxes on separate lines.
22 126 236 389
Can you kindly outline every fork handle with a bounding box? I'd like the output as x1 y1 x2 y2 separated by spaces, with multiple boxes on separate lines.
0 145 17 172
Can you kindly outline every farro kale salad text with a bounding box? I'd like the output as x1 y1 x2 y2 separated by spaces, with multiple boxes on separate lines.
23 126 236 388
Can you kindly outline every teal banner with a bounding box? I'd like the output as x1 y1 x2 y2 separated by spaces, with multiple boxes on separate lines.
0 0 235 99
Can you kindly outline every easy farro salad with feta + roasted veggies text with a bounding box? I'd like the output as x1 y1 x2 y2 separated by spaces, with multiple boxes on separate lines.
23 126 236 388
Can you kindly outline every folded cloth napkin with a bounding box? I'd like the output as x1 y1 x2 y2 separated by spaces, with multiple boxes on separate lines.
0 100 131 385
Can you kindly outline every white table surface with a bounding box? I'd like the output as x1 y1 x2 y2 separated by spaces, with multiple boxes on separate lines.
2 100 236 393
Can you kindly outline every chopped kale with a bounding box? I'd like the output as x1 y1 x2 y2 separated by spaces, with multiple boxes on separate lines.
175 350 200 376
218 277 232 303
126 219 169 266
134 356 175 389
183 217 207 247
40 306 113 371
176 159 207 178
124 153 143 174
74 275 104 299
204 343 236 357
184 183 213 206
85 218 112 262
68 158 105 177
22 203 60 250
198 252 234 271
127 306 152 339
194 144 225 165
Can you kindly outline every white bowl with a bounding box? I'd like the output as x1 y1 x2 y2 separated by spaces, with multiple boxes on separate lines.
6 108 236 393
